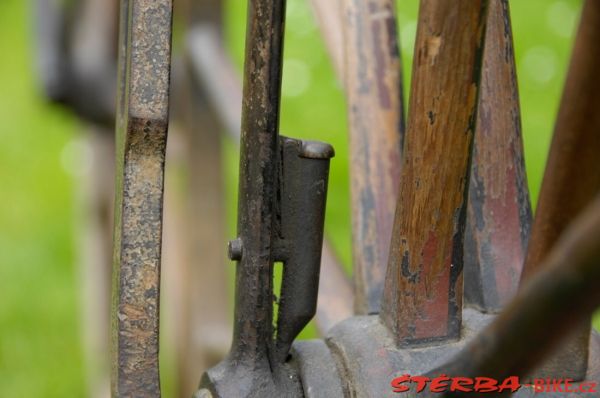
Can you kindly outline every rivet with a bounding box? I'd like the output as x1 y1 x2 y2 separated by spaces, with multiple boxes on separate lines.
228 238 243 261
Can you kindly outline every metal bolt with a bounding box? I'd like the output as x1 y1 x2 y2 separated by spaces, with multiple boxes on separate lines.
228 238 243 261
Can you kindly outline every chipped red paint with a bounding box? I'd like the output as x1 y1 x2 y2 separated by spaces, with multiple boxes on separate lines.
414 231 452 340
463 0 532 314
487 165 524 305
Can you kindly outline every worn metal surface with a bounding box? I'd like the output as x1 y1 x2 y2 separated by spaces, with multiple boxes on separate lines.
111 0 173 396
200 0 301 396
291 340 345 398
380 0 489 347
220 0 286 374
313 312 600 397
324 309 495 398
464 0 532 313
186 24 354 335
342 0 405 315
519 0 600 381
425 195 600 397
199 0 337 394
275 138 334 361
202 135 333 396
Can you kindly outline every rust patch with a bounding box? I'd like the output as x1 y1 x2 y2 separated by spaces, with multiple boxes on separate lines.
111 0 173 396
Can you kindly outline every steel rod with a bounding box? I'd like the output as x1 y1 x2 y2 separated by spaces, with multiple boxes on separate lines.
229 0 286 368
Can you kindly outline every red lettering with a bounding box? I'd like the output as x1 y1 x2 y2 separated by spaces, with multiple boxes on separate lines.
585 382 598 393
391 375 411 393
564 379 574 393
551 379 564 392
498 376 520 393
430 375 450 393
450 377 473 392
412 376 430 393
474 377 498 393
533 379 545 393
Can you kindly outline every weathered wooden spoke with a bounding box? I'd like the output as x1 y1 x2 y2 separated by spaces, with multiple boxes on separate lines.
342 0 405 315
380 0 489 346
464 0 532 314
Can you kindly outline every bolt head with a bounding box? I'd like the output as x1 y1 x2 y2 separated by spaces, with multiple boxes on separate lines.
227 238 243 261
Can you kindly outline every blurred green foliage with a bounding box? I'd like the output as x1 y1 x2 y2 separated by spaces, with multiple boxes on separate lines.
0 1 85 396
0 0 597 396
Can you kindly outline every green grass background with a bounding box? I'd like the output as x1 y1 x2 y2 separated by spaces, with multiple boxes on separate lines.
0 0 597 396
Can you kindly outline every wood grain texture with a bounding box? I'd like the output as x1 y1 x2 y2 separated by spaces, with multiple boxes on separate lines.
463 0 532 313
342 0 404 314
519 0 600 381
380 0 488 347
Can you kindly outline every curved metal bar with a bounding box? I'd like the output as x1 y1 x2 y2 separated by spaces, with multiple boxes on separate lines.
111 0 173 395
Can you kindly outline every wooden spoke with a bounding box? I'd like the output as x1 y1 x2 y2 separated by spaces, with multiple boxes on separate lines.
380 0 489 347
427 194 600 393
464 0 532 313
341 0 405 314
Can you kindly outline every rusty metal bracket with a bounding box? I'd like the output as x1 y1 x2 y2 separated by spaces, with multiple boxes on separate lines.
198 0 334 396
201 134 334 397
